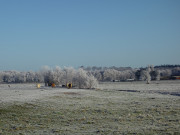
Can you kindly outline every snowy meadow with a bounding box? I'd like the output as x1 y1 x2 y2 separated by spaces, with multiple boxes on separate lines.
0 80 180 134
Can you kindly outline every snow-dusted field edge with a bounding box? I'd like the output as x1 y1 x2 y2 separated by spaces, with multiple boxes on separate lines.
0 83 86 105
1 80 180 104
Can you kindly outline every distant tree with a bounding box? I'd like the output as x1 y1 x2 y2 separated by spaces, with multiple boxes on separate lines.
118 70 135 81
73 68 88 88
150 70 160 81
135 70 141 80
146 66 151 84
172 67 180 76
139 70 147 81
63 67 76 84
3 72 15 83
155 70 160 81
40 66 51 86
159 69 172 77
39 66 98 89
92 70 103 81
53 66 64 85
86 74 98 89
34 72 44 83
25 71 35 83
43 66 66 85
15 72 26 83
72 68 98 89
146 71 151 84
0 72 4 83
103 69 118 81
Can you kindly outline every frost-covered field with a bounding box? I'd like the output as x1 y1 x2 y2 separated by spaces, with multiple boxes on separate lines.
0 81 180 134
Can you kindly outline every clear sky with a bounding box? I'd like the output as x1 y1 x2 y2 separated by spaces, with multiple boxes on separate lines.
0 0 180 71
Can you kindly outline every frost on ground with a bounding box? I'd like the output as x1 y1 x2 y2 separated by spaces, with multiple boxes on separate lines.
0 81 180 135
0 83 85 105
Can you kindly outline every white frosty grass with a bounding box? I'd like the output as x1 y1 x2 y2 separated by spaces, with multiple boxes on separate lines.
1 80 180 104
99 80 180 92
0 83 86 105
0 81 180 134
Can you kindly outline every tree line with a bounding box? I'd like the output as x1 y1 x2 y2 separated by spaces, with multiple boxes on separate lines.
0 66 98 89
83 65 180 82
0 65 180 86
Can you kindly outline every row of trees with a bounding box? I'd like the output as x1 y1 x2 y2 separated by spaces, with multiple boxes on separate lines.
0 71 43 83
135 65 160 83
0 65 180 86
83 65 180 82
90 69 135 81
81 66 132 72
0 66 98 89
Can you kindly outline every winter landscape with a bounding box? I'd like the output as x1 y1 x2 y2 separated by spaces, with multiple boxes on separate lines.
0 80 180 135
0 65 180 134
1 0 180 134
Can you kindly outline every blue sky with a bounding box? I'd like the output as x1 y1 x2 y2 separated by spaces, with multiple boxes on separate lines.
0 0 180 71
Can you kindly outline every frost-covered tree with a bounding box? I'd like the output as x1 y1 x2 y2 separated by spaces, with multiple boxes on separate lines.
53 66 65 85
73 68 88 89
135 70 141 81
160 69 172 77
86 74 98 89
39 66 98 89
40 66 51 86
103 69 118 81
3 71 16 83
15 72 26 83
25 71 35 83
34 72 44 83
139 66 151 83
117 70 135 81
139 70 147 81
172 67 180 76
49 70 57 85
150 70 160 81
146 66 151 84
92 70 103 81
73 68 98 89
155 70 160 81
0 72 4 83
63 67 76 84
146 71 151 84
42 66 65 86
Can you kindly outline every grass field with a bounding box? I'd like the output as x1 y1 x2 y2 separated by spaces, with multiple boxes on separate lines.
0 81 180 135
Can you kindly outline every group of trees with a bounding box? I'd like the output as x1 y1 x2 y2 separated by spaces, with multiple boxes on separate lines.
90 69 135 81
82 65 180 82
41 66 98 89
0 71 43 83
81 66 136 81
82 66 157 82
0 65 180 87
0 66 98 89
135 65 160 83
